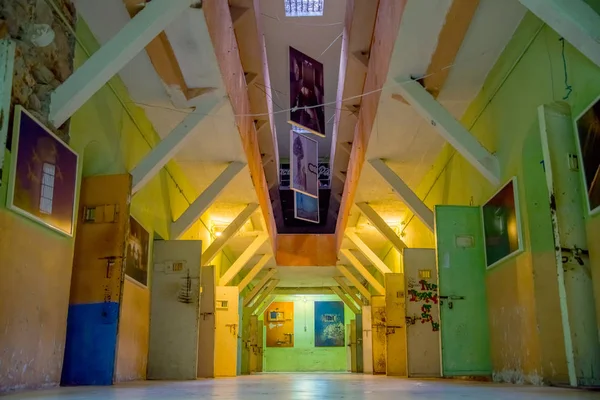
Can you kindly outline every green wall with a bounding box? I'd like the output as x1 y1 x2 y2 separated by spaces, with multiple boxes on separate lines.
402 11 600 384
260 295 355 372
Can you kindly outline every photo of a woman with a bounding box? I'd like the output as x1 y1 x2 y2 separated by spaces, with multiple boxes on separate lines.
289 46 325 137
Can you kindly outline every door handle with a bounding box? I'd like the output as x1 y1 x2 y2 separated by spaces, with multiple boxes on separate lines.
439 295 465 300
440 295 465 309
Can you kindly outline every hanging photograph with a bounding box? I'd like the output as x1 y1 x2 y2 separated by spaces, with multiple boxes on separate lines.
125 216 150 286
314 301 345 347
288 46 325 137
482 177 523 268
290 130 319 198
294 191 319 224
7 106 79 236
574 95 600 214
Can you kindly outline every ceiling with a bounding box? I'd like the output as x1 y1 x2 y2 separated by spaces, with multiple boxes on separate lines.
75 0 528 291
260 0 346 159
352 0 527 255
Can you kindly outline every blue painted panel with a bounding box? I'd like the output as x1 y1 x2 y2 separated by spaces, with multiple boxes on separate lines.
314 301 345 347
61 302 120 386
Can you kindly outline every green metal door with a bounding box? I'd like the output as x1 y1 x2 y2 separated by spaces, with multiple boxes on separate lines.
435 205 491 377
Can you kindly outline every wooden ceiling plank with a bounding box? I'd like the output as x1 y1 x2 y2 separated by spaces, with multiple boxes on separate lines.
331 286 361 315
335 0 409 252
170 162 246 239
423 0 480 97
202 203 260 266
50 0 191 128
203 1 277 248
219 234 268 286
130 95 219 194
369 159 435 232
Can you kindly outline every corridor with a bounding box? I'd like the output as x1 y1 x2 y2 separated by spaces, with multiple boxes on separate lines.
5 375 599 400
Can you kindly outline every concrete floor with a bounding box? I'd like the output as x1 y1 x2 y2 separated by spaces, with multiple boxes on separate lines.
4 374 599 399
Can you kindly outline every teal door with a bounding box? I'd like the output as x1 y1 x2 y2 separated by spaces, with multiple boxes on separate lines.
435 205 491 377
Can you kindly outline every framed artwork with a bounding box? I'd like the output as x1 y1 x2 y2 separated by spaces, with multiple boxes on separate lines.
290 130 319 198
7 106 79 236
265 302 294 348
574 94 600 215
125 216 150 286
481 177 523 268
288 46 325 137
294 191 319 224
314 301 345 347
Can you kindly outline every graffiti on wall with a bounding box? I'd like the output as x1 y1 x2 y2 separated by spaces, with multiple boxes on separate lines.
407 278 440 332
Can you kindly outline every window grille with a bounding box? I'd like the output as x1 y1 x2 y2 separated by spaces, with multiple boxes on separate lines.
284 0 324 17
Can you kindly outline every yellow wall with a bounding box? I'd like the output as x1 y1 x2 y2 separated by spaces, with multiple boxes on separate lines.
71 19 221 382
0 16 221 390
403 13 600 384
261 295 354 372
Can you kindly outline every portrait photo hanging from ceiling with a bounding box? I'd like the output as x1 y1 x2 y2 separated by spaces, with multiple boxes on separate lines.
125 216 150 286
288 46 325 137
482 177 523 268
7 106 79 236
294 191 319 224
574 94 600 214
290 130 319 198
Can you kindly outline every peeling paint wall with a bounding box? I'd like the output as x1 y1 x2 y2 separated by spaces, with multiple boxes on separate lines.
0 0 76 393
261 295 354 372
402 12 600 385
0 11 214 392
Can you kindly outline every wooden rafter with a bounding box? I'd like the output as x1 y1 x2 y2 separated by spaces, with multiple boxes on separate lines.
203 1 277 248
335 0 408 251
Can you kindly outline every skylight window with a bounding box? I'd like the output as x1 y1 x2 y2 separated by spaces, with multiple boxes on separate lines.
285 0 324 17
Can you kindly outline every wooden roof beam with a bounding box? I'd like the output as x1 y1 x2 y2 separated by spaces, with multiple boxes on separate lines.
203 1 277 248
335 0 408 252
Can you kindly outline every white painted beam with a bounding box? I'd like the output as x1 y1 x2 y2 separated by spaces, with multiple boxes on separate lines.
273 287 333 295
202 203 259 266
519 0 600 69
333 276 365 308
49 0 192 128
253 294 276 317
395 78 500 185
336 265 371 301
339 142 353 156
249 279 279 314
0 40 15 177
369 159 434 232
340 249 385 296
345 230 393 275
355 202 407 252
219 234 268 286
238 255 272 293
171 162 246 239
131 96 219 194
331 286 360 315
243 269 278 307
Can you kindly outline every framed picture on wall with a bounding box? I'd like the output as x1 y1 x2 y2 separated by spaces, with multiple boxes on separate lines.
481 177 523 268
6 106 79 236
314 301 345 347
265 302 294 348
125 216 150 286
574 94 600 215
